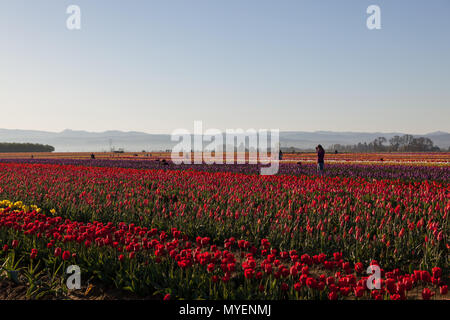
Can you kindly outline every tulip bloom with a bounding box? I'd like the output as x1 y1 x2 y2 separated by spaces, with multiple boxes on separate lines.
54 247 62 257
422 288 434 300
62 250 71 261
440 285 448 295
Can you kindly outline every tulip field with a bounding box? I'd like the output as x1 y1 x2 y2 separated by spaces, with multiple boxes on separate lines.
0 154 448 300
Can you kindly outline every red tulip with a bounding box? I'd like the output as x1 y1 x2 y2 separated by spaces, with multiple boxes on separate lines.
422 288 434 300
328 291 338 300
440 285 448 295
30 248 38 259
62 250 71 261
54 247 62 257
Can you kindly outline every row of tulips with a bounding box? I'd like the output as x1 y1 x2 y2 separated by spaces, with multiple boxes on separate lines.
0 158 449 182
0 162 447 271
1 151 449 163
279 152 450 163
0 201 447 300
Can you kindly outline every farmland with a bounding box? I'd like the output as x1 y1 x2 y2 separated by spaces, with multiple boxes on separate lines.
0 154 448 300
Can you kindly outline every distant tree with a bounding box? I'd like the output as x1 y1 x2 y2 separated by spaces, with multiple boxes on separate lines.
389 136 401 151
409 137 439 152
327 135 440 153
372 137 387 151
0 142 55 153
398 135 414 151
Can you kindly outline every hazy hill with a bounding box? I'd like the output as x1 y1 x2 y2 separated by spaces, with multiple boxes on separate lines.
0 129 448 152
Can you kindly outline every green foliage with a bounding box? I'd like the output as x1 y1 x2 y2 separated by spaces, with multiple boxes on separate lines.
329 134 441 152
0 142 55 153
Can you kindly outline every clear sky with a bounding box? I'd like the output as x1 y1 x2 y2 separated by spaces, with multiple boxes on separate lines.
0 0 449 134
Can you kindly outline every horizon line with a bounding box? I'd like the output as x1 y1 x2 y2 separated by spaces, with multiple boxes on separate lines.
0 128 448 136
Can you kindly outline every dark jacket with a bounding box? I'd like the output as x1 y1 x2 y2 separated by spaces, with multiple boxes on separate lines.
317 149 325 163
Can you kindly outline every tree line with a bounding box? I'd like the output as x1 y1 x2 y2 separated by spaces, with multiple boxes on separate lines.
329 135 441 153
0 142 55 153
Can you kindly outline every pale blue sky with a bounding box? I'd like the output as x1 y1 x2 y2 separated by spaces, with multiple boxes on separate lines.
0 0 449 134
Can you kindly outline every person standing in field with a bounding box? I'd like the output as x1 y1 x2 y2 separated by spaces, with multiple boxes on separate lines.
316 145 325 176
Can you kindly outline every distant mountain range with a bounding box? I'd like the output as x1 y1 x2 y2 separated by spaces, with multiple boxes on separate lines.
0 129 448 152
